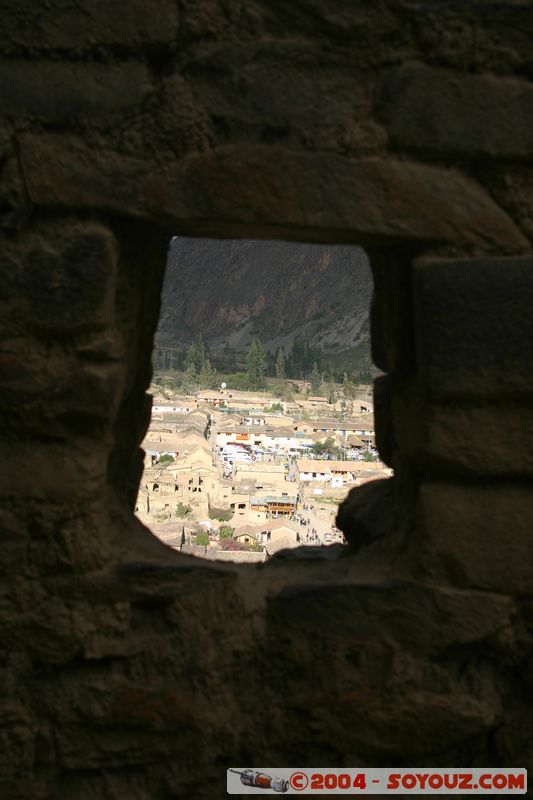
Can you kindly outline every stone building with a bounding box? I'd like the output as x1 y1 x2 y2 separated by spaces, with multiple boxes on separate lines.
1 2 533 798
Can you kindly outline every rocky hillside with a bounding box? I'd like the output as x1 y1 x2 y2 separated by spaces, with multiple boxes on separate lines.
156 237 373 366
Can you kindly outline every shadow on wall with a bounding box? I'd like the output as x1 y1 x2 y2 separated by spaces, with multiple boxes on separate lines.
1 1 533 796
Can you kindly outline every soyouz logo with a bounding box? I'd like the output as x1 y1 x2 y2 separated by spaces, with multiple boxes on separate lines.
227 768 527 794
228 770 289 793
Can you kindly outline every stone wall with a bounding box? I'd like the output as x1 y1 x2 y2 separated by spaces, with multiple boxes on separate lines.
1 2 532 797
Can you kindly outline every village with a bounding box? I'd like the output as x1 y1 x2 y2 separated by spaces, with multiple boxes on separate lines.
136 381 391 563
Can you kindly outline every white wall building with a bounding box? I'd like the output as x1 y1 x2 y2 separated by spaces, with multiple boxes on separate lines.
152 402 196 414
296 459 357 486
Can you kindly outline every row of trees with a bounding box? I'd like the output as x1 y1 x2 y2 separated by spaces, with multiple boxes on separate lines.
272 338 323 380
158 335 270 393
181 336 219 394
153 337 373 386
153 336 374 402
272 338 373 384
310 436 379 461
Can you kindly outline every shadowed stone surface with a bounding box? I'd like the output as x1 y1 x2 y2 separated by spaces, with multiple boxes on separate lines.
16 138 529 250
395 399 533 478
415 482 533 593
1 1 533 796
380 62 533 161
0 62 152 119
0 0 180 52
336 478 394 551
413 256 533 399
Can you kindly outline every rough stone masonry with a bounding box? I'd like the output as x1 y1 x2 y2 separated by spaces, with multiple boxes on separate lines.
0 1 532 798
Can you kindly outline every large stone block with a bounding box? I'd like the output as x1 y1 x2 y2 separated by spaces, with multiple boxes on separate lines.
0 442 107 501
189 50 377 153
267 581 508 757
0 222 124 440
16 134 148 222
18 136 529 251
415 482 533 593
413 256 533 400
380 62 533 161
0 61 151 119
0 346 123 439
1 0 179 53
168 147 528 250
1 222 117 337
396 400 533 478
146 74 215 159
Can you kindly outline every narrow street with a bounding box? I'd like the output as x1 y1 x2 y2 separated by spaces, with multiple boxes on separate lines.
297 487 345 545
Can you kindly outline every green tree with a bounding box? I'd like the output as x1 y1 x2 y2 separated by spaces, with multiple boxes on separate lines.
152 347 162 372
225 372 252 391
181 362 198 395
275 347 285 380
311 436 343 459
184 335 209 377
198 358 217 390
339 397 348 419
195 532 209 546
184 341 198 372
359 368 373 385
219 525 234 539
327 375 336 405
195 334 207 369
289 337 305 377
176 502 192 518
245 337 267 391
281 384 294 402
344 376 356 401
266 349 276 377
309 362 321 394
158 454 175 464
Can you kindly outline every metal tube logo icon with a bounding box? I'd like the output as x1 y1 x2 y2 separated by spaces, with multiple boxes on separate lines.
229 769 289 792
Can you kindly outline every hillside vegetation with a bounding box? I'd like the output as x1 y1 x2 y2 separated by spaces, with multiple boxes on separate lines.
156 237 373 375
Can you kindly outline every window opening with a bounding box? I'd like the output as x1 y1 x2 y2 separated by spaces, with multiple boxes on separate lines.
137 237 388 559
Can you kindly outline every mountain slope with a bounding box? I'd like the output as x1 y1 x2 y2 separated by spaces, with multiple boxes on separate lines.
156 237 373 365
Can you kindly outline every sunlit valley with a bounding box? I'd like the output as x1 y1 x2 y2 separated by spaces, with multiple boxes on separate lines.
138 238 389 561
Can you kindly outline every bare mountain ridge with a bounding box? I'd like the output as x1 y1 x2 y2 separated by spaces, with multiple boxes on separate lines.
156 237 373 361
